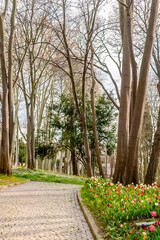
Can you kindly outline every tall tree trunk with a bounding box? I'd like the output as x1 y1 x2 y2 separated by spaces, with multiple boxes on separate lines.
127 1 139 181
91 144 95 176
15 87 19 169
1 89 10 175
27 116 31 169
90 47 105 178
132 144 139 184
106 150 108 177
71 149 78 175
70 95 78 176
21 69 32 169
111 156 114 177
0 13 10 175
30 98 35 169
8 0 16 162
145 82 160 184
113 5 131 184
59 151 63 174
125 0 159 185
0 0 17 176
81 114 92 177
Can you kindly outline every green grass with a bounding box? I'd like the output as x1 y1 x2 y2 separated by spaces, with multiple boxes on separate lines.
0 174 26 186
13 168 86 185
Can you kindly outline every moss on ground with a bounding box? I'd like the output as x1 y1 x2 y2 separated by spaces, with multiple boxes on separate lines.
0 174 26 186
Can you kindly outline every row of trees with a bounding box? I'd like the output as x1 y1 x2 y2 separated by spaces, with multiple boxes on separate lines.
0 0 160 185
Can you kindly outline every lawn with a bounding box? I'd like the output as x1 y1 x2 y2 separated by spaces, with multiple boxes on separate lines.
81 177 160 239
0 174 26 186
13 168 86 185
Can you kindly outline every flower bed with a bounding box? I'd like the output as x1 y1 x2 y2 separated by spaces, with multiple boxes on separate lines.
81 177 160 239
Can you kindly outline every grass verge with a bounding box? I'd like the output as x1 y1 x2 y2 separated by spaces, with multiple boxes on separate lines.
13 168 86 185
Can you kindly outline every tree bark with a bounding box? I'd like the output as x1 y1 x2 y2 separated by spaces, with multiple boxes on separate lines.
91 145 95 176
113 4 131 184
30 97 35 169
15 86 19 169
81 115 92 177
8 0 16 161
27 116 31 169
0 8 10 175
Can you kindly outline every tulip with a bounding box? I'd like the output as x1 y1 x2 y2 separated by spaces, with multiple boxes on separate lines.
149 225 155 232
152 211 157 217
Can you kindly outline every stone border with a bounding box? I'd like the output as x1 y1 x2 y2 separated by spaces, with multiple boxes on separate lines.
77 190 104 240
0 180 30 190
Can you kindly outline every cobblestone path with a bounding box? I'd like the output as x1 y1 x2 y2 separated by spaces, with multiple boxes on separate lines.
0 182 94 240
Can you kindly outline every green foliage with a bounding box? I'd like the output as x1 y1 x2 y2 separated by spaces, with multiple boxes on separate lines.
56 159 60 169
40 93 117 162
35 143 57 160
19 140 26 163
86 94 117 156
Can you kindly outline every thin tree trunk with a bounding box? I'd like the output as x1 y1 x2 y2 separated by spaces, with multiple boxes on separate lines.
90 47 105 178
15 87 19 169
106 151 108 178
81 115 92 177
8 0 16 162
127 0 137 118
27 116 31 169
91 145 95 176
59 151 63 174
30 98 35 169
1 89 10 175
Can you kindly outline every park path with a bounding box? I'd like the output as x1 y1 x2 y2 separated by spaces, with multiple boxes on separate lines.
0 182 94 240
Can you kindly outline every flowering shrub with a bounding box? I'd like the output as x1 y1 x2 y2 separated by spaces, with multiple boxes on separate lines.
81 177 160 239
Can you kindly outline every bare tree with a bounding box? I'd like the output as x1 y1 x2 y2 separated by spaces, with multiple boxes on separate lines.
15 0 54 168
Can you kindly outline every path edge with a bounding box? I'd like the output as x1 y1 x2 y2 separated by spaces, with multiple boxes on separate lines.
77 190 104 240
0 180 30 190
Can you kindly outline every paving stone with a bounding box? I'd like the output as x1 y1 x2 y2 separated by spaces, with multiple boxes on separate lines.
0 182 94 240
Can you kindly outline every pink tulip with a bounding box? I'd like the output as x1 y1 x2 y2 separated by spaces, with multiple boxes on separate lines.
149 225 155 232
152 211 157 217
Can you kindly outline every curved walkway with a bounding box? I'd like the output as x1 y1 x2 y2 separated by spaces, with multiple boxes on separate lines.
0 182 94 240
